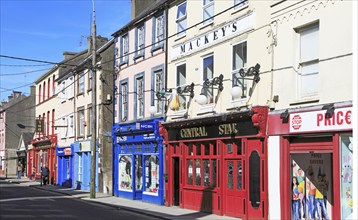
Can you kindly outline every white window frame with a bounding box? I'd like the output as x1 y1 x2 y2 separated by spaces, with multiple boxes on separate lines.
68 76 74 99
122 34 129 63
297 24 319 99
203 0 214 25
234 0 248 11
232 41 248 100
87 106 92 136
61 81 66 102
137 25 145 53
121 82 128 121
78 109 85 137
155 14 164 46
68 114 74 137
154 69 164 113
202 54 214 104
78 72 85 94
176 1 187 37
136 76 144 119
61 116 66 139
176 63 187 110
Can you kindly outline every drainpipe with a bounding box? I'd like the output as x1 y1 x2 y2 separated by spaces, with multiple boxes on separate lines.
163 1 169 122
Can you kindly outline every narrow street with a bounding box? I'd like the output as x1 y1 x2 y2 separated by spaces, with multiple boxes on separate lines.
0 180 160 220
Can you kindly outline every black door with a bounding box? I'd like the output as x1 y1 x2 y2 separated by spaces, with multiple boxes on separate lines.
173 157 180 206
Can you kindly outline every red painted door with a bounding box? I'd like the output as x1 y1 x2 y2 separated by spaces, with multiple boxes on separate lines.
224 159 246 218
247 139 265 219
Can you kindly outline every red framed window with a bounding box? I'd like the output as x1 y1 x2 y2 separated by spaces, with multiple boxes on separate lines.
184 141 219 188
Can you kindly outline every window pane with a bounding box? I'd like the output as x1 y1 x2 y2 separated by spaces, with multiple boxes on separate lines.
204 159 210 186
237 161 242 190
232 42 247 71
135 155 142 190
204 142 210 155
119 156 132 190
187 159 193 185
203 4 214 24
196 144 201 155
301 62 319 97
177 64 186 110
195 159 201 186
144 155 159 193
203 55 214 103
177 2 187 19
212 159 217 187
300 25 319 62
227 161 233 189
188 144 193 156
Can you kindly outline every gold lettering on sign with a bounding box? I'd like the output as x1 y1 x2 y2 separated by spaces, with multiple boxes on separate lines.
180 127 208 138
218 123 238 135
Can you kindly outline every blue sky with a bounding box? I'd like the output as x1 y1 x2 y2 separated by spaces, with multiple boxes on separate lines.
0 0 131 101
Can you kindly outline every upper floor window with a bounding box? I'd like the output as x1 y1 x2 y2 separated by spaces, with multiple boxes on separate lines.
77 108 85 137
176 63 186 110
60 116 66 139
151 66 164 114
68 76 74 99
203 55 214 104
38 85 42 104
47 78 51 100
68 114 74 137
78 72 85 94
135 24 145 58
234 0 247 10
120 80 128 122
232 41 247 99
88 70 92 90
87 105 92 136
297 24 319 98
152 13 165 50
135 74 144 119
176 1 187 37
203 0 214 25
52 75 56 96
60 81 66 102
120 34 129 64
43 81 46 102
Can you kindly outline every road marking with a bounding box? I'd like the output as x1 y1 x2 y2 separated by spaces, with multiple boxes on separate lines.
0 195 72 203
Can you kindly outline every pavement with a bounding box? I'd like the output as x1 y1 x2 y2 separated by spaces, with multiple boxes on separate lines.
1 176 239 220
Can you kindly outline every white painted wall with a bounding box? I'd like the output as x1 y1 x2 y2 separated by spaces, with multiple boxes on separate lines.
267 135 281 219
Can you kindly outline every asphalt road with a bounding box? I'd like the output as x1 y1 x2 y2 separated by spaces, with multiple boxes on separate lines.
0 180 160 220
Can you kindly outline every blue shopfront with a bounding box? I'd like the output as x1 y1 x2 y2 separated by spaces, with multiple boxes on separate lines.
112 118 164 205
72 141 98 191
56 146 74 187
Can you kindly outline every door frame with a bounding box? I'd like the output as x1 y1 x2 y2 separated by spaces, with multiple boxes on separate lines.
280 135 340 219
246 138 267 220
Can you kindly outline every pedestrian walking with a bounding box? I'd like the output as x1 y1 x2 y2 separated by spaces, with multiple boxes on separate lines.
17 163 23 179
40 164 49 186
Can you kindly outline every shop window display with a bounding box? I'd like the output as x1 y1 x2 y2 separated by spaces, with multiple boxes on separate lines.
144 155 159 194
291 153 332 220
340 134 353 219
119 155 132 190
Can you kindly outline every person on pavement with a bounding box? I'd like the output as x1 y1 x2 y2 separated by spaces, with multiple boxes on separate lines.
40 164 49 186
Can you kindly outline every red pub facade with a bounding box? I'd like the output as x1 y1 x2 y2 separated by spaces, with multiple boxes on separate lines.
159 106 269 219
27 134 57 184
